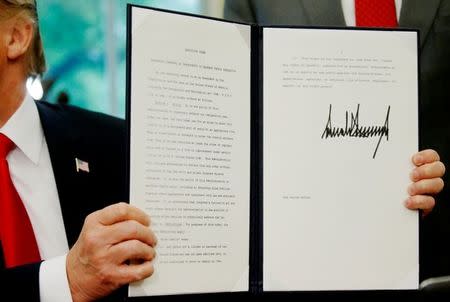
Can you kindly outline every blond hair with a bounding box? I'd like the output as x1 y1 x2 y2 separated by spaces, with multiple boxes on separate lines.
0 0 46 76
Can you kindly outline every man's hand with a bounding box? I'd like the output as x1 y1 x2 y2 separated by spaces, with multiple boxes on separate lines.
406 149 446 216
66 202 157 302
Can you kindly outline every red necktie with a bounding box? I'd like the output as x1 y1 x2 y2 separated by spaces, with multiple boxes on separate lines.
355 0 398 27
0 133 41 268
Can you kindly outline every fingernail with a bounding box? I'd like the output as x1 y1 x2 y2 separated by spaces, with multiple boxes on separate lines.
404 199 411 207
414 155 423 164
408 185 415 195
410 170 419 181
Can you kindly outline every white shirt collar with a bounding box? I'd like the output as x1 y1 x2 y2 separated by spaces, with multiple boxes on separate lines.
0 95 44 165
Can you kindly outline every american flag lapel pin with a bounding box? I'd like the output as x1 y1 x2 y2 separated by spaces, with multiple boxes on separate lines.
75 158 90 173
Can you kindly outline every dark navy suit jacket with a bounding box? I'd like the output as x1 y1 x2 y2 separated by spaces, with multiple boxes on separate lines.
0 101 128 301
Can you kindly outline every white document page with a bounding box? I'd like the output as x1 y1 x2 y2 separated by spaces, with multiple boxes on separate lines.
263 28 419 290
129 7 251 296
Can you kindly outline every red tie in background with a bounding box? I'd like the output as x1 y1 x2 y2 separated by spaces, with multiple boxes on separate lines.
355 0 398 27
0 133 41 268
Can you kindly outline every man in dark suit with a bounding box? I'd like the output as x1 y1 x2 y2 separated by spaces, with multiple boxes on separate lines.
224 0 450 281
0 1 445 301
0 1 156 301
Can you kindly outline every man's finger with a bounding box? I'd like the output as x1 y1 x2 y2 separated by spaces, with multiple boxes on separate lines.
408 178 444 196
405 195 435 212
111 239 156 264
412 149 440 166
106 220 157 247
117 261 154 284
410 161 446 181
97 202 150 226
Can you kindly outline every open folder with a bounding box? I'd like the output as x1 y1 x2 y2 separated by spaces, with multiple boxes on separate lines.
126 4 419 297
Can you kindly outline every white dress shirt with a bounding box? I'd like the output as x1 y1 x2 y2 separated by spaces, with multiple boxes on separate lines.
341 0 403 26
0 95 72 302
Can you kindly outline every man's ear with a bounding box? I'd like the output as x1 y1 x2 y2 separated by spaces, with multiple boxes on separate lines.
6 17 33 61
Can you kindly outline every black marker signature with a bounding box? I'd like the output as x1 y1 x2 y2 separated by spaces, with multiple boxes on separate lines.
321 104 390 159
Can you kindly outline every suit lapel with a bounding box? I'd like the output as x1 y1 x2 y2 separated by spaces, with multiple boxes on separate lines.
400 0 441 48
301 0 346 26
35 102 88 247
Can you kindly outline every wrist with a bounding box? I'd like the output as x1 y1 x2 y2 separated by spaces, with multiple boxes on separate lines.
66 250 91 302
